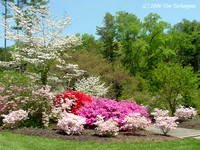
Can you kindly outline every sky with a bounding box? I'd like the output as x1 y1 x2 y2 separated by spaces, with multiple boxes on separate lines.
0 0 199 47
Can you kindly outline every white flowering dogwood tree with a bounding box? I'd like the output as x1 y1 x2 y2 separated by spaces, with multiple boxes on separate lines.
75 76 109 97
0 3 84 85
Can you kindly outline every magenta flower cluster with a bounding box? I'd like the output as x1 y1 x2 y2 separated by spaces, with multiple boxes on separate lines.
77 97 149 128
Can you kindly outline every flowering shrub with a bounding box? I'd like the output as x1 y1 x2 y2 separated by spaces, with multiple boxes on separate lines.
175 106 197 120
155 116 178 135
51 90 92 117
57 111 85 135
2 109 28 128
151 108 169 118
0 84 7 116
75 76 109 97
94 115 119 136
77 97 149 128
121 113 151 133
0 84 54 127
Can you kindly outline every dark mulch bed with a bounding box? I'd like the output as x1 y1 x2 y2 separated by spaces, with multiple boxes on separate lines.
0 126 178 143
177 119 200 130
1 119 199 143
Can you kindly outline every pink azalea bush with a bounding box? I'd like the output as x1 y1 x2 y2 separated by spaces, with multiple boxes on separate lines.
175 105 197 120
121 113 151 133
57 111 86 135
94 115 119 136
151 108 169 118
155 116 178 135
77 97 149 128
0 94 8 116
2 109 28 128
0 84 54 127
151 108 179 135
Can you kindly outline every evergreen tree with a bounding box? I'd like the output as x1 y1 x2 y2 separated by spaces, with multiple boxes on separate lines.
96 12 118 62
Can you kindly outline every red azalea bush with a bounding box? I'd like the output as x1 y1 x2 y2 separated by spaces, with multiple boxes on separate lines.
77 97 150 128
51 90 92 116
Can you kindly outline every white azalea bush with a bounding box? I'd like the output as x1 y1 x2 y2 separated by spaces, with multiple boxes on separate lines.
121 113 151 133
175 105 197 120
154 116 178 135
151 108 169 118
75 76 109 97
94 115 119 136
2 109 28 128
57 111 86 135
151 108 179 135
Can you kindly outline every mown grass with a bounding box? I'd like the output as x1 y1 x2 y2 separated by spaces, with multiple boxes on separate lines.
0 132 199 150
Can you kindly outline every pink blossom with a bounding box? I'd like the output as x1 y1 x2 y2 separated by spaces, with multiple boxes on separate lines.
78 97 149 128
121 113 151 132
94 115 119 136
2 109 28 128
155 116 178 135
151 108 169 118
175 106 197 120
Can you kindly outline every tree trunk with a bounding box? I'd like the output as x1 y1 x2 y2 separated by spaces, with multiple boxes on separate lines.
4 0 8 61
16 0 20 48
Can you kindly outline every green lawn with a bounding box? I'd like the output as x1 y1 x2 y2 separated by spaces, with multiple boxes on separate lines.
0 132 199 150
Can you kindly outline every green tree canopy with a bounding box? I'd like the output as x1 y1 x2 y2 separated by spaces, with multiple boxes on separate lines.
150 63 199 115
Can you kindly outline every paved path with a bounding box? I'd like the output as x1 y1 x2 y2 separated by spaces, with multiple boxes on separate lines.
148 125 200 140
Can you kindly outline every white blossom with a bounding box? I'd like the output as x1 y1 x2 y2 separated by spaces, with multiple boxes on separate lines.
0 3 84 84
57 111 85 135
94 115 119 136
75 76 109 97
175 105 197 120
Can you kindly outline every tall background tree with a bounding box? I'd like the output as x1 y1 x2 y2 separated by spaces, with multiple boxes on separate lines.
0 0 14 61
115 11 144 76
142 13 171 72
96 12 119 63
173 19 200 73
